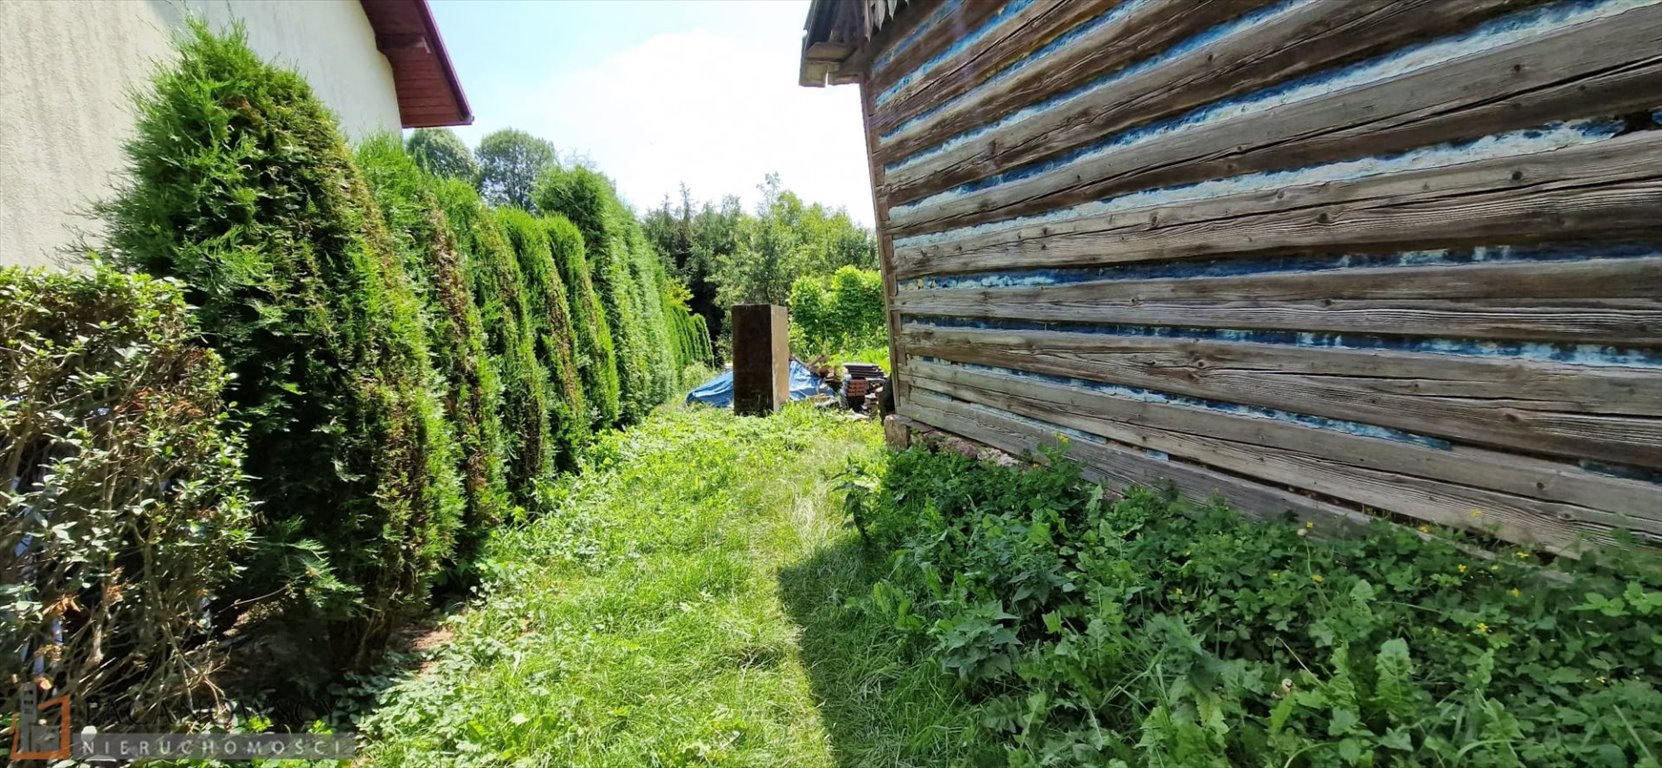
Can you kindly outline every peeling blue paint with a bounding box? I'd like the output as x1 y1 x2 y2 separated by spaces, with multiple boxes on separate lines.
900 243 1662 290
906 316 1662 369
885 0 1651 176
1578 459 1662 485
877 0 1163 114
871 0 964 74
883 0 1298 145
876 0 1036 106
923 356 1458 449
893 117 1623 250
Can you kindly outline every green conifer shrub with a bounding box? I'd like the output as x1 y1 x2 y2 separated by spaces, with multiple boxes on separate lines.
98 21 463 667
495 208 588 468
536 167 656 422
543 215 621 429
433 181 554 514
1 265 255 726
355 136 511 560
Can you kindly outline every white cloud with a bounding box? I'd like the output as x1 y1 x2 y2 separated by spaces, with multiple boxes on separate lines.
460 18 874 226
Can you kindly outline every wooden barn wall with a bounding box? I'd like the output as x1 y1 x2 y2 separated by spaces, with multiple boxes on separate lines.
854 0 1662 555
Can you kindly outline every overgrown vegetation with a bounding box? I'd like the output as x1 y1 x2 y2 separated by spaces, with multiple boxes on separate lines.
99 21 465 668
788 265 886 359
1 266 253 726
844 448 1662 767
358 406 993 766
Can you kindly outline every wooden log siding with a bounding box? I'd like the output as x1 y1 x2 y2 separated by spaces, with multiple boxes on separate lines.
832 0 1662 554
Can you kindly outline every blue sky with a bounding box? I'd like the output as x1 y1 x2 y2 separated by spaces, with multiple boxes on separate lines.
430 0 874 225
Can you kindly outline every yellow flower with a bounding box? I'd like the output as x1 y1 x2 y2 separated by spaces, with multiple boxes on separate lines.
1490 564 1500 572
1595 675 1608 685
1172 588 1183 596
1417 524 1431 534
1270 571 1281 580
1057 433 1070 446
1457 564 1468 574
1515 551 1532 559
1305 521 1315 529
1311 574 1325 584
1510 588 1521 598
1475 622 1489 635
1471 508 1483 518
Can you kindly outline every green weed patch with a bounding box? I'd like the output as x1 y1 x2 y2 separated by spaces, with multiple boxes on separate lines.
847 448 1662 767
358 407 991 766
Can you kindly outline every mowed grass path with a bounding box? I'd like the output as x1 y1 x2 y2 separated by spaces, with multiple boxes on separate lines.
359 406 995 767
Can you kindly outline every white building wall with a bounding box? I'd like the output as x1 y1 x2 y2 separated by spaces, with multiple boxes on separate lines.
0 0 404 268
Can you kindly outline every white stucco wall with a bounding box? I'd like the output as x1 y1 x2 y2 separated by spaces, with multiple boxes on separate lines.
0 0 403 268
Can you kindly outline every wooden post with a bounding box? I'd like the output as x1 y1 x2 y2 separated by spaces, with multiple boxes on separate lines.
731 304 789 416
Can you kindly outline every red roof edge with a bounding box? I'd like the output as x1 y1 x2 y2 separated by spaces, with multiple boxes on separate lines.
360 0 474 128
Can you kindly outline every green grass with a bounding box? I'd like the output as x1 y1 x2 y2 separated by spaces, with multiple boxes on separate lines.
358 405 994 766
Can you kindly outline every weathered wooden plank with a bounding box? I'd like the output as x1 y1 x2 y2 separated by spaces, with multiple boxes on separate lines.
893 257 1662 344
899 298 1662 346
900 323 1662 467
905 359 1662 533
891 133 1662 279
886 7 1662 236
913 370 1635 554
860 78 911 408
900 324 1662 417
903 392 1380 532
899 255 1662 303
874 0 1098 130
866 0 1006 96
880 0 1555 201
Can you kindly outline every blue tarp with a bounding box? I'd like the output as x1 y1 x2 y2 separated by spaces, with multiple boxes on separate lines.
685 359 831 407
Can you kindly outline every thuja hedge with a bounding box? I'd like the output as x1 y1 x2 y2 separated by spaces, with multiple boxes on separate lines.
435 180 557 515
356 135 511 556
537 166 698 422
1 265 253 726
99 21 464 667
545 215 621 429
496 208 587 469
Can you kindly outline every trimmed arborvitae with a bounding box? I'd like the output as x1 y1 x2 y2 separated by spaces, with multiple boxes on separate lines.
434 180 554 513
495 208 587 468
544 215 621 429
356 136 511 561
625 226 676 404
536 166 655 423
99 21 463 667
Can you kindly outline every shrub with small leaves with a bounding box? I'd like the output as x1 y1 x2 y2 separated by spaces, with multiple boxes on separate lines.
1 265 254 727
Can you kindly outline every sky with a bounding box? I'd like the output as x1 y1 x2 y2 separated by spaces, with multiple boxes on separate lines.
429 0 875 225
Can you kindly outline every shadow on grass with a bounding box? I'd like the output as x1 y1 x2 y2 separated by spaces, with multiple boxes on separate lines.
778 537 1002 768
